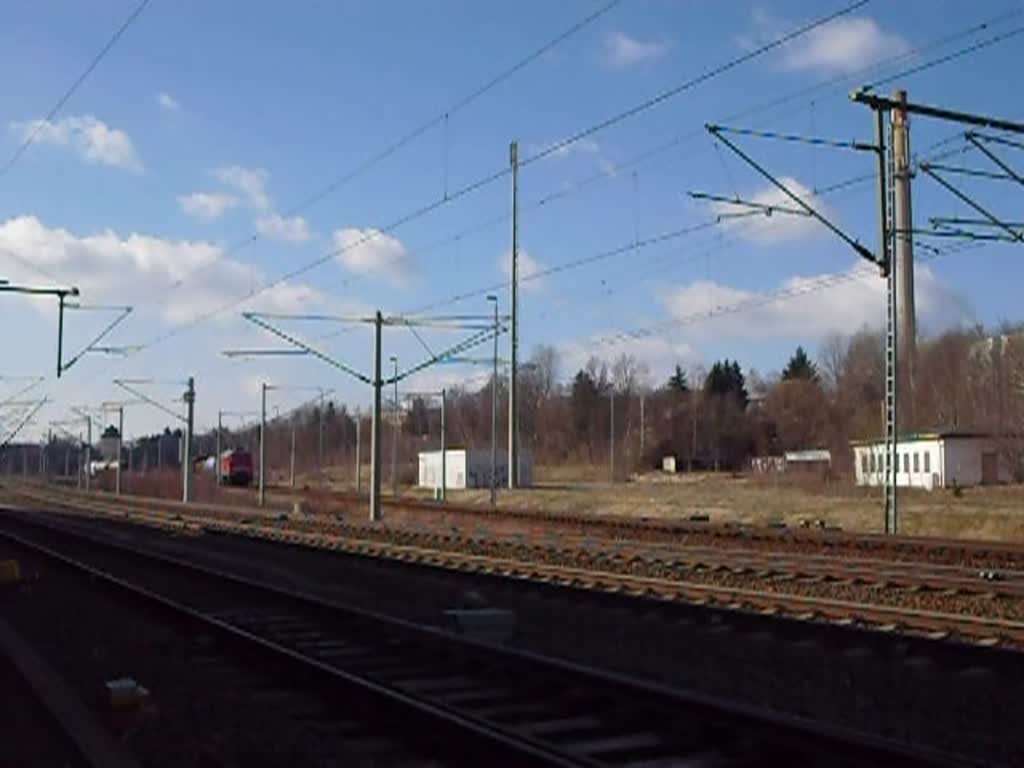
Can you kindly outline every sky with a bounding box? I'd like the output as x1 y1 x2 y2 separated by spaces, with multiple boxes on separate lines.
1 0 1022 440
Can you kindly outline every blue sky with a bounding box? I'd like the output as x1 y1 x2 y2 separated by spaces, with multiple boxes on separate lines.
1 0 1022 439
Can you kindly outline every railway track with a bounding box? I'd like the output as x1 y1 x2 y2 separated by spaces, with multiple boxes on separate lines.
254 482 1024 570
32 479 1024 571
0 509 964 768
7 484 1024 648
15 483 1024 596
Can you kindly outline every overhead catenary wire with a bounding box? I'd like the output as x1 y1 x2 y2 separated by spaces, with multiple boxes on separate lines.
0 398 48 449
53 130 987 437
35 6 1024 425
864 18 1024 91
155 0 623 299
590 238 987 349
410 220 722 315
416 153 890 324
0 247 66 285
0 377 46 410
320 135 982 347
112 1 870 363
310 8 1024 313
0 0 153 178
530 166 884 329
60 4 1010 381
528 129 991 335
519 1 870 170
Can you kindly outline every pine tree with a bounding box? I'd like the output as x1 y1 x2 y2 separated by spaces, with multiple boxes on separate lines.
704 359 748 408
667 365 689 394
782 346 818 382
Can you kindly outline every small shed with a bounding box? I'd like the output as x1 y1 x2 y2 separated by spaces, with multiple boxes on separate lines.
851 432 1014 490
751 455 785 474
751 450 829 474
418 449 532 490
783 449 831 472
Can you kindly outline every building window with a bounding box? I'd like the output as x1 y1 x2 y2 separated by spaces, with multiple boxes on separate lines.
903 453 909 474
870 453 876 473
861 454 868 474
913 453 920 472
924 452 931 473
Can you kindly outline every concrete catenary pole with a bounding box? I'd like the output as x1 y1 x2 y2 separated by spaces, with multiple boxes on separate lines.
440 389 447 503
259 382 267 507
639 394 646 458
508 140 519 489
289 422 296 489
390 356 399 497
215 411 222 486
892 89 916 412
318 391 325 480
84 415 92 492
873 101 898 533
355 411 362 495
370 311 383 521
690 390 698 473
115 406 124 496
609 390 615 484
488 295 498 508
183 377 195 504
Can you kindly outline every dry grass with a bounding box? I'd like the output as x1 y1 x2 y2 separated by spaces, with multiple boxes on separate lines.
107 462 1024 544
399 470 1024 543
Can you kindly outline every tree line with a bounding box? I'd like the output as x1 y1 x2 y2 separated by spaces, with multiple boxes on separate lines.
35 322 1021 484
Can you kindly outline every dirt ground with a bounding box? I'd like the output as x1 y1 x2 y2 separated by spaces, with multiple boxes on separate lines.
393 469 1024 542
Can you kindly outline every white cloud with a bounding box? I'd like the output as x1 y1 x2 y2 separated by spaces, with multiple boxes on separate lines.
213 165 270 210
157 92 180 112
0 215 320 326
178 191 238 221
655 263 972 342
709 177 832 244
11 115 143 171
783 17 909 74
499 248 545 293
403 366 494 395
745 12 909 74
256 213 312 243
529 137 616 177
604 31 669 68
332 227 414 287
542 137 601 159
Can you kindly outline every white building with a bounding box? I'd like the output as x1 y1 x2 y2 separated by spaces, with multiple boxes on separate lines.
851 432 1014 490
751 450 831 474
418 449 532 490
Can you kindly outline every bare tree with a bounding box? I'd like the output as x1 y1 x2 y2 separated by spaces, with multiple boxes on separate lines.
530 344 559 400
818 333 846 394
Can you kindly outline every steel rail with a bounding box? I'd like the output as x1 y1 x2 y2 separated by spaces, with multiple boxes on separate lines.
0 508 963 767
14 478 1024 564
7 487 1024 648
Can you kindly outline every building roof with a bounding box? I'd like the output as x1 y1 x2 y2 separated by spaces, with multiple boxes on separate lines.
849 431 992 447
